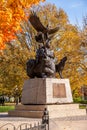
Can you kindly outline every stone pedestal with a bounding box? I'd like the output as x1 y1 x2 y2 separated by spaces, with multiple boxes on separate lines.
21 78 73 104
10 78 85 118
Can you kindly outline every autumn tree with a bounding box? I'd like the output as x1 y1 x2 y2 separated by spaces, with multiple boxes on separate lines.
77 15 87 97
0 0 45 50
0 17 37 97
81 15 87 47
0 43 27 97
34 4 86 98
0 3 86 99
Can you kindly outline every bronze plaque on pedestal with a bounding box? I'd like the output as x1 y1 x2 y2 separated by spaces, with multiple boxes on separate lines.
53 83 66 98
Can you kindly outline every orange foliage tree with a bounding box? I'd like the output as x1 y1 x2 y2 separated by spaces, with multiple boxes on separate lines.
0 0 45 50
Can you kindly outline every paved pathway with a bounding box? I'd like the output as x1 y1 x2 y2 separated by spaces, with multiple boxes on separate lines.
0 113 87 130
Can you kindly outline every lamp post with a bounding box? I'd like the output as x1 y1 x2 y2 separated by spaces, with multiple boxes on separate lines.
42 108 49 130
14 86 19 105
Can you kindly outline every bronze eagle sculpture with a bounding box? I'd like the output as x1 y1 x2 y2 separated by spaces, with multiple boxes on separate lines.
26 12 67 78
29 11 60 43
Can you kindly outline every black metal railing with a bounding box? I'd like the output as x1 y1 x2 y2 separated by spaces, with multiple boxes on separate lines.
0 108 49 130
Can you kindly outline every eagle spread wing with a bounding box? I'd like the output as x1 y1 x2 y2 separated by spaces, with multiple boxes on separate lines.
29 12 47 33
29 12 59 34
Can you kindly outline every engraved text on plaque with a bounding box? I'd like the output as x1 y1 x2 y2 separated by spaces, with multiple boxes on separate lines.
53 83 66 98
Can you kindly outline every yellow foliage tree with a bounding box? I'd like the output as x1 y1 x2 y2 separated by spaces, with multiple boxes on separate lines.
0 3 87 99
0 0 45 50
35 4 86 97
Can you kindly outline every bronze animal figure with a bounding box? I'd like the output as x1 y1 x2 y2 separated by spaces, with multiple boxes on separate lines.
26 56 67 78
55 56 67 78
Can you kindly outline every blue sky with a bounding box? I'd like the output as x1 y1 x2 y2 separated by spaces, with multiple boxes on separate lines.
42 0 87 28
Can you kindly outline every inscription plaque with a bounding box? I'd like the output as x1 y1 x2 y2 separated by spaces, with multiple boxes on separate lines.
53 83 66 98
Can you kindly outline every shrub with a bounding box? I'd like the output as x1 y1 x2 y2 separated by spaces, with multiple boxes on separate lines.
73 97 87 104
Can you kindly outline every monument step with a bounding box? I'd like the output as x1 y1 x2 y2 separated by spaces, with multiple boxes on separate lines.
15 104 82 111
8 110 43 118
8 104 86 118
15 104 46 111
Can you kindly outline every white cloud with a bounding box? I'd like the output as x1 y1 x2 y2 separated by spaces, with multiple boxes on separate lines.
71 3 82 8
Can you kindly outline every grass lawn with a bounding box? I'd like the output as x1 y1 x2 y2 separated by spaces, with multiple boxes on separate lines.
79 104 86 109
0 105 15 112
